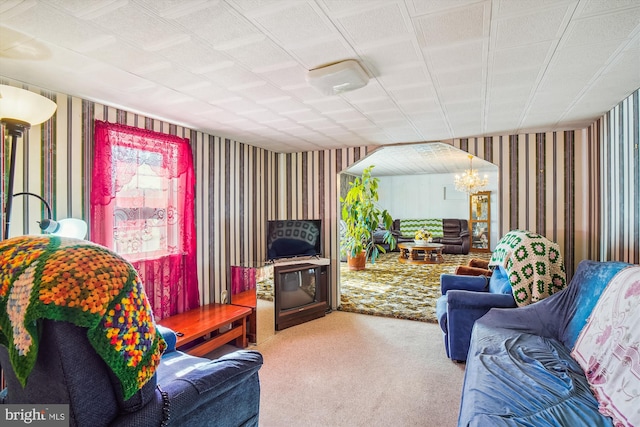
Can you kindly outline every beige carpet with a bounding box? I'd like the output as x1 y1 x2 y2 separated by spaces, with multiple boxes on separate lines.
246 310 465 427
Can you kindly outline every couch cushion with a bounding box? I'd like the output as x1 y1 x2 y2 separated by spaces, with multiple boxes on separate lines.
571 265 640 427
459 322 612 427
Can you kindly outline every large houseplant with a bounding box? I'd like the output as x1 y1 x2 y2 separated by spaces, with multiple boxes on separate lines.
340 165 396 270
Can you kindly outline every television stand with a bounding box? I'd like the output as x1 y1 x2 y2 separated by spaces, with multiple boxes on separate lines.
158 303 252 357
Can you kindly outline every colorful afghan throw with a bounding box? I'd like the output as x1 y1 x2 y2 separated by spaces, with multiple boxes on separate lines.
0 235 166 400
489 230 567 306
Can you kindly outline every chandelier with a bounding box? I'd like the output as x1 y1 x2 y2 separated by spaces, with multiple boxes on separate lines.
454 154 488 195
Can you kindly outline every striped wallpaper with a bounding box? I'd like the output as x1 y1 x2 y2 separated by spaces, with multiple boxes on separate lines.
1 80 638 309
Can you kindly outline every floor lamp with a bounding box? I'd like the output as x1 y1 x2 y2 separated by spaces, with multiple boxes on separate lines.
0 84 58 239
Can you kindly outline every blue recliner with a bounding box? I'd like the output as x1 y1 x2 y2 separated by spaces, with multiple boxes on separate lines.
0 320 263 426
436 265 516 362
0 235 263 427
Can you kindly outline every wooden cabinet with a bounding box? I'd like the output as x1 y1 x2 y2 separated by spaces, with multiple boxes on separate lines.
469 191 491 252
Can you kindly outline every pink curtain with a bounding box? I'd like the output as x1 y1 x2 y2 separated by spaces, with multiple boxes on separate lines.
91 120 199 319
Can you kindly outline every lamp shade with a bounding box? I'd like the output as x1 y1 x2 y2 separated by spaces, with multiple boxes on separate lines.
0 84 57 126
50 218 88 239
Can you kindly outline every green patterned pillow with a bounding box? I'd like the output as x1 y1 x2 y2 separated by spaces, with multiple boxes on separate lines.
424 219 444 238
399 219 443 238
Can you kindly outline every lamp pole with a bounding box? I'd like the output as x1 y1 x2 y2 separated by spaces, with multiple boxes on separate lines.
2 120 29 240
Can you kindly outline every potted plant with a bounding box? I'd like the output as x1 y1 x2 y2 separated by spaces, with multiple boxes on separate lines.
340 165 396 270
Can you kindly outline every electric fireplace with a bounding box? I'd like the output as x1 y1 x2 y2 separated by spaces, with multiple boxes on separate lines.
274 262 329 330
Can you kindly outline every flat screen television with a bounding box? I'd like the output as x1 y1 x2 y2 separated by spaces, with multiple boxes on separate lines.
266 219 322 261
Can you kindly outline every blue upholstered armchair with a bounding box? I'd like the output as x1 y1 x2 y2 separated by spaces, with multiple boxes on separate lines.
0 235 263 427
436 265 516 362
0 321 263 426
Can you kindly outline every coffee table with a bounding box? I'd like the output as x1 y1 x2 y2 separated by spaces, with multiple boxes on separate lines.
398 242 445 264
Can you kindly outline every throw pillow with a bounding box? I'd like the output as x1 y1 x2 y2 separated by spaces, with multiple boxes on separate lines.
571 265 640 427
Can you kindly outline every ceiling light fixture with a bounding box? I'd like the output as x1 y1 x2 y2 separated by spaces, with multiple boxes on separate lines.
306 60 369 96
454 154 489 195
0 84 58 239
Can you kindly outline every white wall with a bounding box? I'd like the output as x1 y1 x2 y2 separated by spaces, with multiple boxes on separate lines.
377 172 500 250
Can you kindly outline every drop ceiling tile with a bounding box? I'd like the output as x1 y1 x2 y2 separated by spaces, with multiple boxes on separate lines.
439 85 482 103
365 109 407 122
434 66 483 87
494 0 573 18
325 110 368 122
303 100 353 116
492 42 553 71
415 2 487 49
490 68 540 88
426 40 484 71
256 64 309 88
391 83 436 100
600 47 640 77
494 4 571 49
142 66 209 90
408 0 480 16
351 97 399 112
202 64 263 88
280 109 323 122
337 3 412 46
48 0 130 19
224 38 294 70
135 0 211 19
155 42 236 74
86 4 190 52
173 2 264 50
360 39 422 76
562 8 640 47
229 82 290 103
577 0 640 17
377 65 430 89
78 41 163 73
317 0 389 16
252 2 336 48
288 38 354 70
5 3 114 52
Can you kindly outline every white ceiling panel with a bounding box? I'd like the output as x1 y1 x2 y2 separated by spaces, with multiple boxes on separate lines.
0 0 638 176
415 2 487 49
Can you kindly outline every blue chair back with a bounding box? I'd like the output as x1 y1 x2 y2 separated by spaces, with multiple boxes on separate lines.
488 265 511 294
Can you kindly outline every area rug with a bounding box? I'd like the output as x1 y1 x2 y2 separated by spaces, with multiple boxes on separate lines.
257 251 492 324
338 252 492 323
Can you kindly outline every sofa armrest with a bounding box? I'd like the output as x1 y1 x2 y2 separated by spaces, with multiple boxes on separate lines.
447 290 516 311
440 274 488 294
443 291 517 361
459 229 470 238
115 350 263 426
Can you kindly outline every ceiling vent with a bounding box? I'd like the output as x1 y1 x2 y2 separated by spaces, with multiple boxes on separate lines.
306 60 369 96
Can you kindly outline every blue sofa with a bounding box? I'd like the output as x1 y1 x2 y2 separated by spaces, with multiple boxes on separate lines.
436 265 516 361
458 260 631 426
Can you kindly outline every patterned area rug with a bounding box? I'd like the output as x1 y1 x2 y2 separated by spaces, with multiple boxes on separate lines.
257 251 492 324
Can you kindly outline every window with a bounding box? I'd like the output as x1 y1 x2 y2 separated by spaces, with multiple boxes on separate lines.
91 120 199 318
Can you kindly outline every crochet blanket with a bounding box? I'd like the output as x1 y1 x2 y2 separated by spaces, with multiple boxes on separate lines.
489 230 567 306
0 235 166 399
